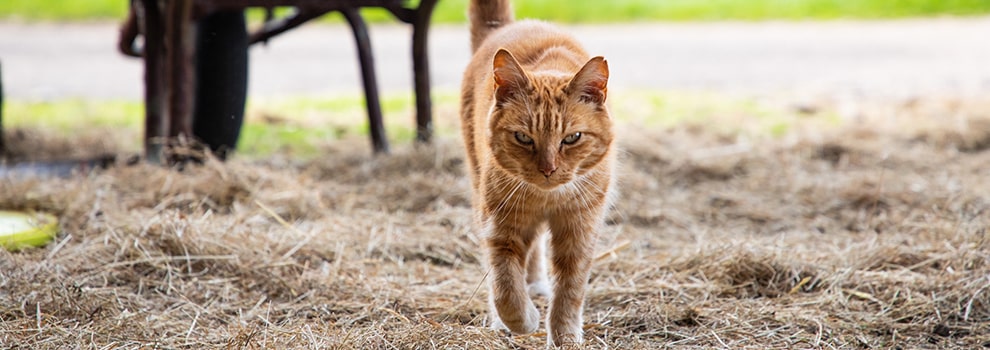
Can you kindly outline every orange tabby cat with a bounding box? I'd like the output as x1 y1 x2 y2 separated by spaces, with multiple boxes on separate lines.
460 0 616 346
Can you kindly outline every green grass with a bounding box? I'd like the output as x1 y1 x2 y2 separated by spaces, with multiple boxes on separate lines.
0 0 122 21
2 0 989 22
3 99 142 130
3 89 841 158
236 93 447 156
2 92 459 158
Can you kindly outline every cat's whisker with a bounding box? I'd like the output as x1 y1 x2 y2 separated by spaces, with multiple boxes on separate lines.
571 179 597 213
493 179 525 215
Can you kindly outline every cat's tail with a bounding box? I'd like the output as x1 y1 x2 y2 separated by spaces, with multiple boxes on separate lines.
469 0 513 52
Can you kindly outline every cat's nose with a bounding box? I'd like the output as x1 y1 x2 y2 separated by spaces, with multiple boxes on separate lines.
539 154 557 177
540 166 557 178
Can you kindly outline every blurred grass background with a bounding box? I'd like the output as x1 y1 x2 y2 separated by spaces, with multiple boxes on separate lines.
2 0 990 22
1 0 984 158
4 90 837 158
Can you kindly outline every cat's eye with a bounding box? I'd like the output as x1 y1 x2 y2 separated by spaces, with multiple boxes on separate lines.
562 132 582 145
514 132 534 145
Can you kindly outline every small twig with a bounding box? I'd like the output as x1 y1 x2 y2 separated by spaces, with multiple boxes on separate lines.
185 310 200 339
263 301 272 347
594 240 631 263
964 278 990 321
255 200 313 260
789 276 812 294
44 234 72 261
814 318 824 347
711 329 730 348
440 266 492 323
379 307 411 323
466 266 492 307
903 256 943 272
35 303 41 331
248 295 268 320
843 289 884 306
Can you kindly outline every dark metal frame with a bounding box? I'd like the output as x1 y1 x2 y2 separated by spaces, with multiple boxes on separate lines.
122 0 438 161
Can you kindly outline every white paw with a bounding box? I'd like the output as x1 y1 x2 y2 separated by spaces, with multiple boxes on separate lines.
527 279 552 298
489 314 508 332
548 326 584 347
490 301 540 334
520 301 541 334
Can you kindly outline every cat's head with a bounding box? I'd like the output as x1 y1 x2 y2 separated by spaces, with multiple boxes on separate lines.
487 49 613 191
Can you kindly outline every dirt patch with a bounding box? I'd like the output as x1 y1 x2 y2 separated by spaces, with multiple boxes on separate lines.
2 96 990 349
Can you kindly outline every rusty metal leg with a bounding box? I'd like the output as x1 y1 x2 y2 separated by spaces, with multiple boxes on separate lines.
342 8 389 154
412 0 438 144
141 0 167 164
165 0 196 148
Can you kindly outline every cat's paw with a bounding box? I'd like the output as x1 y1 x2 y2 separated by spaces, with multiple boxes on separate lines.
527 279 552 298
492 301 540 334
489 315 508 332
519 302 541 334
548 327 584 347
548 313 585 347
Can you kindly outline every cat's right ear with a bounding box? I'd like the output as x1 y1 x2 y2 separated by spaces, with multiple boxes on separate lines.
568 56 609 106
493 49 528 104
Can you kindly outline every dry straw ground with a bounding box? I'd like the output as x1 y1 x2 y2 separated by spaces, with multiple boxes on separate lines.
1 95 989 349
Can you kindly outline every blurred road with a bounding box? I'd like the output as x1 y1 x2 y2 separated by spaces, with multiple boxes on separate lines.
1 17 989 100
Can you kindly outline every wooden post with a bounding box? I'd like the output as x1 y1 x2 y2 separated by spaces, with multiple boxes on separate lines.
166 0 196 142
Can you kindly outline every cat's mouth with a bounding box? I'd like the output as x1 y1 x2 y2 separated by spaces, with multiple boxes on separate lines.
526 174 568 191
538 179 557 190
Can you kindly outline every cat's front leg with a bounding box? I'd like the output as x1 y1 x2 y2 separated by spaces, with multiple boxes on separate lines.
487 222 540 334
525 232 552 298
546 215 599 346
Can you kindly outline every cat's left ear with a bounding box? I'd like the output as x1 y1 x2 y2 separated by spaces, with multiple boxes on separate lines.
568 56 609 105
493 49 529 104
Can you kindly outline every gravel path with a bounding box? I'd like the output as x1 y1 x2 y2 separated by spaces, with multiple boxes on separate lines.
1 17 989 100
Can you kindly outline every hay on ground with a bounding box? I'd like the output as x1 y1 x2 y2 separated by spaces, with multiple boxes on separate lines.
1 95 989 349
